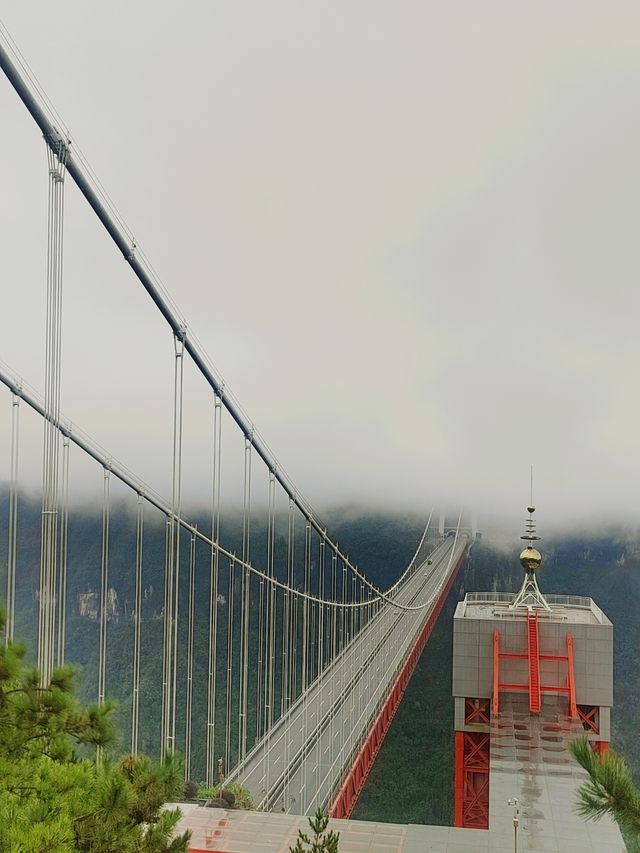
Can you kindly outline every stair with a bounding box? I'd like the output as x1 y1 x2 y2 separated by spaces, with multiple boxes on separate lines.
527 610 541 713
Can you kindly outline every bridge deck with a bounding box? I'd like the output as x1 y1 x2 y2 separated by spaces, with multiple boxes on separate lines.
227 536 467 814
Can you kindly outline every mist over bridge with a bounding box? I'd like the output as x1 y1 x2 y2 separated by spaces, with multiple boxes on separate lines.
0 31 471 820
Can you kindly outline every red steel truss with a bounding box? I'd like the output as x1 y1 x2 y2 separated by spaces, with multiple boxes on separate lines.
465 697 491 725
454 730 490 829
329 548 467 819
577 704 600 734
492 621 577 720
527 611 541 713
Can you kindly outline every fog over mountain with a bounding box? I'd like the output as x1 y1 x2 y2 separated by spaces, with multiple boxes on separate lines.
2 2 639 527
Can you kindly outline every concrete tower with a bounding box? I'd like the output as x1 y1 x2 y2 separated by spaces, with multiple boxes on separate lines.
451 507 622 849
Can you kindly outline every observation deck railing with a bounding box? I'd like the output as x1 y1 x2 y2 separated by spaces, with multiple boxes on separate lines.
461 592 607 624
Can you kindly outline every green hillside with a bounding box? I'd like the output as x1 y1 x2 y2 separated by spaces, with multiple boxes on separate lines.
2 498 639 825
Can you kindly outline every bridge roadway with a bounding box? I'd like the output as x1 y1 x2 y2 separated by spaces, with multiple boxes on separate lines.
227 534 467 815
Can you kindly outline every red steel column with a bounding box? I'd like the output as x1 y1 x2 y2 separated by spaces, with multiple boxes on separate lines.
527 611 541 713
492 631 500 717
566 634 578 719
454 730 465 827
458 732 490 829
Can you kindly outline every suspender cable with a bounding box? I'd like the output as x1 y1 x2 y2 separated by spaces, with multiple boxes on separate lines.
131 493 144 756
162 332 185 757
302 522 311 693
329 549 339 798
347 574 355 755
366 585 372 734
341 558 347 651
309 544 316 685
56 435 69 666
282 498 294 715
349 575 356 641
314 535 326 803
98 465 110 706
238 435 252 760
300 520 311 812
38 137 67 686
407 509 433 578
286 589 300 812
318 537 326 676
258 468 275 740
291 506 298 705
282 497 296 812
357 580 363 730
263 470 276 793
170 336 185 757
184 530 196 780
206 394 222 785
225 555 235 772
6 393 20 645
255 472 267 745
292 593 299 702
160 518 170 757
331 550 338 662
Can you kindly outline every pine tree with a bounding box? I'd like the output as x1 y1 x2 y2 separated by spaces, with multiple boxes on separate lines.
0 608 190 851
289 809 340 853
570 736 640 850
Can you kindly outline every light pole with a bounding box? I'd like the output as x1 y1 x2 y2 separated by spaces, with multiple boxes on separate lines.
508 798 520 853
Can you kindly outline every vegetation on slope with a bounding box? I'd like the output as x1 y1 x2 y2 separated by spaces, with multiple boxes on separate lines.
571 736 640 853
0 607 189 852
290 810 340 853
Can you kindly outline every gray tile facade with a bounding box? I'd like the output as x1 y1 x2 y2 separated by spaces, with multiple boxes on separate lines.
452 594 613 738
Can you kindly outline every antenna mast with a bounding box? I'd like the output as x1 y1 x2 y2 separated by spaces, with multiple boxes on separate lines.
510 493 551 612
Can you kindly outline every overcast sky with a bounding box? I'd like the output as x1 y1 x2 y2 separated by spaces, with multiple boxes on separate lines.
1 1 640 532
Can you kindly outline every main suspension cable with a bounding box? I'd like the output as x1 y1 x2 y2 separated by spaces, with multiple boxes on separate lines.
0 364 442 612
0 36 446 614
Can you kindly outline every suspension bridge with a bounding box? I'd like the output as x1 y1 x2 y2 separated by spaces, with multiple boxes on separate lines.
0 30 470 821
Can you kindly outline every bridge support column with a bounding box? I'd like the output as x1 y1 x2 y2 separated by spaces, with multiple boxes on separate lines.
454 730 490 829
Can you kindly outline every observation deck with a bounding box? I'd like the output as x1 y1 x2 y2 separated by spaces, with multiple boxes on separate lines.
451 586 623 851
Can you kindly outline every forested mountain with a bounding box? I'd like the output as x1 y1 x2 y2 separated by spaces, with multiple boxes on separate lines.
1 496 639 825
0 493 426 772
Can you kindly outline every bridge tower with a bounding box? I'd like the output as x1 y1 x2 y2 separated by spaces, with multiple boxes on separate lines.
451 506 614 840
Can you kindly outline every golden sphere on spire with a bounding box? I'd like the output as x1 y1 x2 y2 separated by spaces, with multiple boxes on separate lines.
520 546 542 571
